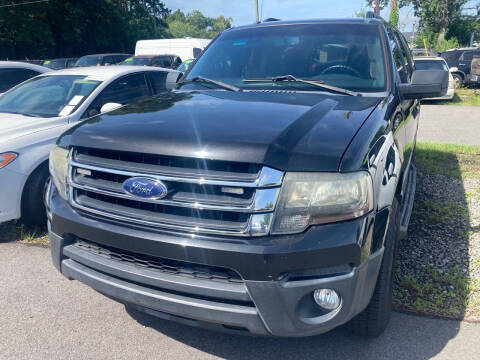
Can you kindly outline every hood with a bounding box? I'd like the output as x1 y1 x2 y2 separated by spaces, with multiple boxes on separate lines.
62 90 380 171
0 113 66 145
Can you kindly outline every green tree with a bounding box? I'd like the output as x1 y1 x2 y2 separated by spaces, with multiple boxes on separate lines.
389 0 400 27
165 9 232 39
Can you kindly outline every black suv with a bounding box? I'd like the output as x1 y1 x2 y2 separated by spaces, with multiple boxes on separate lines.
439 47 480 86
47 17 447 337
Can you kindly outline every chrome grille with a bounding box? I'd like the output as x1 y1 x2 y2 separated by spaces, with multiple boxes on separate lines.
67 147 284 236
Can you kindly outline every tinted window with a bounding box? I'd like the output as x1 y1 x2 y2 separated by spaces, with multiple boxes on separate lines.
75 56 102 67
388 28 409 83
152 56 173 68
187 24 387 92
103 56 114 65
114 55 129 63
86 73 150 115
149 72 168 94
121 57 151 66
0 68 40 92
66 59 77 68
415 60 448 71
462 51 473 61
43 59 66 70
193 47 202 58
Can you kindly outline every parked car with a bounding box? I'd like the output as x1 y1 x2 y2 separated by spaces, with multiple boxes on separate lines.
439 47 480 87
120 55 182 69
135 38 210 60
411 48 436 57
0 61 51 94
177 58 194 72
74 54 130 67
0 66 179 225
414 56 455 100
43 58 78 70
47 15 447 338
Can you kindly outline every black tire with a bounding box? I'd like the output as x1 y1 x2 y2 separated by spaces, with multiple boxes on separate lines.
348 199 400 337
452 73 463 88
21 162 49 227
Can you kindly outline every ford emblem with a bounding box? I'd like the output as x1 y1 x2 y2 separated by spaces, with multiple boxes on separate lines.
122 177 168 200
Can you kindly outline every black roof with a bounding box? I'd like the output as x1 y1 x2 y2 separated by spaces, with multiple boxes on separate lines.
79 53 130 57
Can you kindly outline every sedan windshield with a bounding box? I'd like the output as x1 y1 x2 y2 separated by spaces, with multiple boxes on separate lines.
75 56 102 67
415 60 448 71
121 57 151 66
0 75 101 118
186 23 386 93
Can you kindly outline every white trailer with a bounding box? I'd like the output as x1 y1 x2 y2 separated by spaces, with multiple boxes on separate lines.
135 38 211 61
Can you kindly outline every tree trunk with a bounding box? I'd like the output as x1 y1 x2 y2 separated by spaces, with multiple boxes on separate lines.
438 27 446 44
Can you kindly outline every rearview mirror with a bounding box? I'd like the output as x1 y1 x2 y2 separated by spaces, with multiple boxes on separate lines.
399 70 449 99
100 102 122 113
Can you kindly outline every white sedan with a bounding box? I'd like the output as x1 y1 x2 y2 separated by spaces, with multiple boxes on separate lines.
0 65 179 225
0 61 51 94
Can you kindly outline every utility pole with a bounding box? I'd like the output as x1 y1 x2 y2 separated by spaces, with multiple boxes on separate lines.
374 0 380 15
254 0 259 23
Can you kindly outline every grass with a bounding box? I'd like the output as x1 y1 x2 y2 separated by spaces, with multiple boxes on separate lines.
433 88 480 106
393 141 480 320
0 221 48 245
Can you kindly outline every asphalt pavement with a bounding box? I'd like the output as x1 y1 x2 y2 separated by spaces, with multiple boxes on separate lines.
418 105 480 145
1 242 480 360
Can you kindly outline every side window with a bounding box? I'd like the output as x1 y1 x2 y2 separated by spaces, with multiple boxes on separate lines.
149 72 168 94
0 68 39 92
462 51 473 61
193 47 202 58
103 56 114 65
395 32 414 77
85 73 150 117
388 28 409 83
66 59 77 68
173 57 182 68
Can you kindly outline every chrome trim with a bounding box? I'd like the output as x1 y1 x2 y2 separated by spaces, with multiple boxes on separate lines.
67 149 284 237
70 160 282 188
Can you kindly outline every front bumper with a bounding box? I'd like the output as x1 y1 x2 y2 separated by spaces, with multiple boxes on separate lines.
0 168 27 223
48 185 387 337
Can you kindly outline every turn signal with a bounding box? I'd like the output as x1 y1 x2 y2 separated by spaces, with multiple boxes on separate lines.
0 152 18 169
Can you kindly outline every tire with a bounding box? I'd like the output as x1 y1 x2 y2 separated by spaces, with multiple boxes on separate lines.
348 199 400 337
21 162 49 227
452 73 463 88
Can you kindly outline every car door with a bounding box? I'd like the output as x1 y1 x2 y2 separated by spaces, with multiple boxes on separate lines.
83 72 151 118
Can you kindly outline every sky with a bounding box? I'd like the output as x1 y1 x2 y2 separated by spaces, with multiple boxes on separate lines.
165 0 479 33
165 0 416 31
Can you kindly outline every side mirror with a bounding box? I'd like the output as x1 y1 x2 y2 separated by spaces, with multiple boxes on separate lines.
100 102 122 113
399 70 449 99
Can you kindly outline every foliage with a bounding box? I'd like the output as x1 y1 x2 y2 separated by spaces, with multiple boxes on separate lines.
389 0 400 27
165 9 232 39
0 0 171 59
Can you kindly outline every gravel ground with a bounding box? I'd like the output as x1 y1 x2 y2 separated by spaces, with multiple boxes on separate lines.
393 150 480 320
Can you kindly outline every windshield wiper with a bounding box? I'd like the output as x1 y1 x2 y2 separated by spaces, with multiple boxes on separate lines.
243 75 361 96
178 76 242 92
2 111 42 117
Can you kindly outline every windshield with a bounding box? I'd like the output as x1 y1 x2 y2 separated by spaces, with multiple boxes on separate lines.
0 75 102 118
186 23 386 92
121 57 151 66
415 60 448 71
43 59 65 70
75 56 102 67
178 59 194 72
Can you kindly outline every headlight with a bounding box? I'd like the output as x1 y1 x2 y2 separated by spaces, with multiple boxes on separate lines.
49 146 69 200
271 171 373 234
0 152 18 169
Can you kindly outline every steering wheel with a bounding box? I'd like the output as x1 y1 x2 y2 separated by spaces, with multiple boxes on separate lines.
321 65 361 77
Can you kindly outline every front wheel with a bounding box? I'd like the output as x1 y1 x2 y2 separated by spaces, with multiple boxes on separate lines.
347 199 400 337
452 73 463 88
21 163 49 226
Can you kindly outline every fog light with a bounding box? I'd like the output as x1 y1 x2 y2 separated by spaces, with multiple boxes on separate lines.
313 289 341 310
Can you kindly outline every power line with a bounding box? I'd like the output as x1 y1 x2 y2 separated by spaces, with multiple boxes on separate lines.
0 0 49 9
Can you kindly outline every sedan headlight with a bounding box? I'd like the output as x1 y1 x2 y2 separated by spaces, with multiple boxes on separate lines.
271 172 373 234
0 152 18 169
49 146 69 200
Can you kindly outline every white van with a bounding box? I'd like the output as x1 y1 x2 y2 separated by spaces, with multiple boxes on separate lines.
135 38 211 61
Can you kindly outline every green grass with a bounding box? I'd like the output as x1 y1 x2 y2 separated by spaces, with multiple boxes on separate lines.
414 142 480 179
0 221 48 245
434 88 480 106
393 141 480 320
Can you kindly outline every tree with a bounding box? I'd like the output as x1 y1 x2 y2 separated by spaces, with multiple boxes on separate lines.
389 0 399 27
0 0 171 59
165 9 232 39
